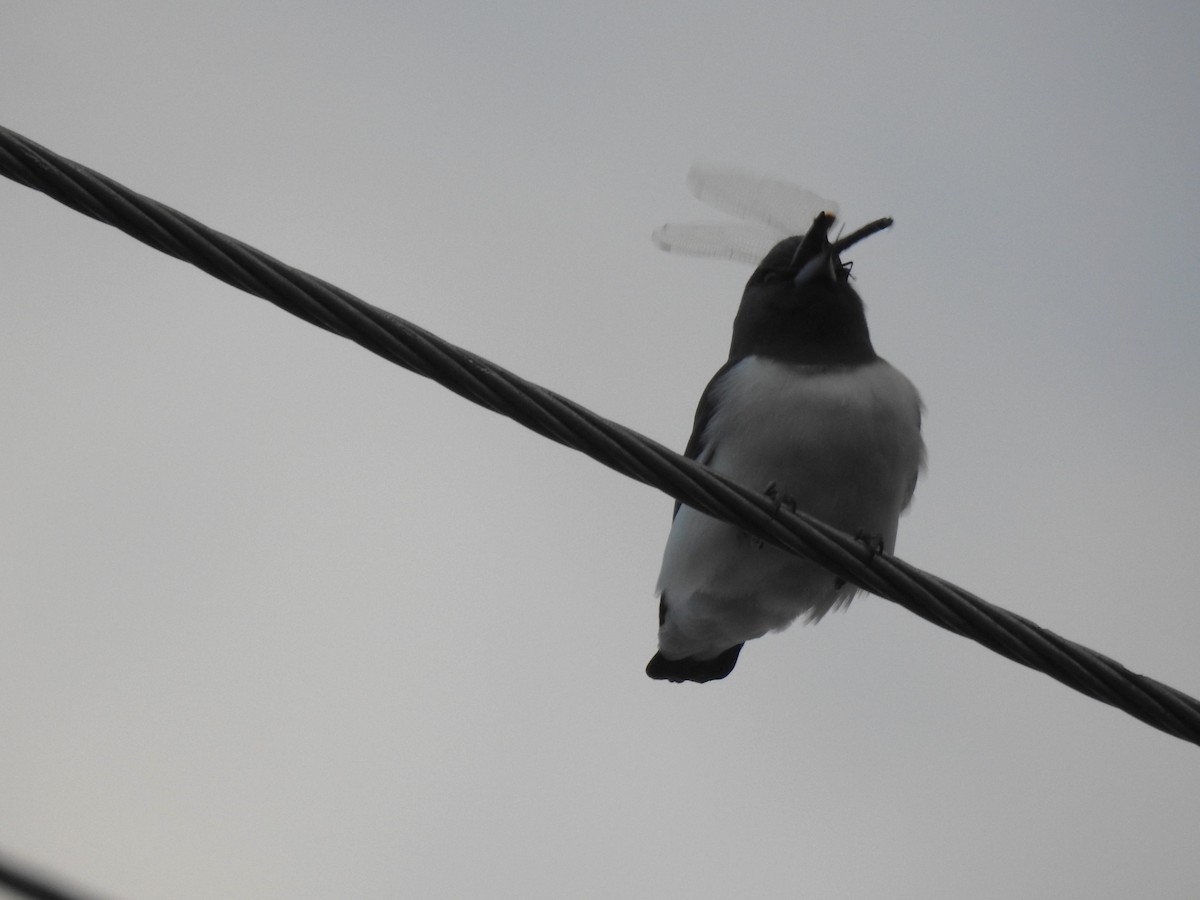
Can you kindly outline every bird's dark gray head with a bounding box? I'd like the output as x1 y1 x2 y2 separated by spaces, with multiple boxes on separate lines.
728 213 881 367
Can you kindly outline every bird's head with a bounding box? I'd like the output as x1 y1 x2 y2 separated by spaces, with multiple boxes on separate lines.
729 213 891 366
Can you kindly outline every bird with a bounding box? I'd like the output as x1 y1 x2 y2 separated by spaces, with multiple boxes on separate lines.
646 211 925 683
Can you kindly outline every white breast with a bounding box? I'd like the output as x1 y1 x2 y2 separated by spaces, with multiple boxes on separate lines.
656 356 924 660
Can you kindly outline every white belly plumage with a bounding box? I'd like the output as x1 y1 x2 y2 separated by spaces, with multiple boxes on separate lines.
656 355 924 661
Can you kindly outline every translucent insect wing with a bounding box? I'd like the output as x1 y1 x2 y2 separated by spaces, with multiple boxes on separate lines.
685 163 839 235
651 221 783 265
653 163 840 265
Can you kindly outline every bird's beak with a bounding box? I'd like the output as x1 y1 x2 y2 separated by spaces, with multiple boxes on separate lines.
793 248 836 287
791 212 837 287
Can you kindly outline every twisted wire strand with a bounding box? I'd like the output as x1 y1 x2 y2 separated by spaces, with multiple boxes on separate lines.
0 851 110 900
2 125 1197 746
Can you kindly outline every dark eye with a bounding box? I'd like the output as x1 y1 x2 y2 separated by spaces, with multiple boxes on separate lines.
760 269 784 285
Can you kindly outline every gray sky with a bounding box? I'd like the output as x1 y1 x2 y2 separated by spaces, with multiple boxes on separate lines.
3 3 1199 898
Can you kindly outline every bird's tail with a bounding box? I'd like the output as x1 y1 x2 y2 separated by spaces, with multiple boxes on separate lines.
645 644 743 683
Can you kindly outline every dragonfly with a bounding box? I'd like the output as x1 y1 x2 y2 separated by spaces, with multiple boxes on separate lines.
652 163 889 265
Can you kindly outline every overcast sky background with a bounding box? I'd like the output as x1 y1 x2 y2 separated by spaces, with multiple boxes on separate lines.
3 3 1199 899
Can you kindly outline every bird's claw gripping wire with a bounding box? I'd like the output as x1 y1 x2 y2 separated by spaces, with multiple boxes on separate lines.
855 528 885 556
764 480 797 514
750 480 799 548
835 530 886 589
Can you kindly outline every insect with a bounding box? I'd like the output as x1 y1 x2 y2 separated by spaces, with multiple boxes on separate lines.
652 162 841 265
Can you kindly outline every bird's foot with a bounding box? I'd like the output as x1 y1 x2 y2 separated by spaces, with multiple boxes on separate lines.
854 529 885 556
834 532 885 591
754 481 797 548
763 480 797 514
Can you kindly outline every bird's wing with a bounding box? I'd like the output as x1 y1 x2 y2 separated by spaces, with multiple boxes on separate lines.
903 397 925 509
674 359 740 519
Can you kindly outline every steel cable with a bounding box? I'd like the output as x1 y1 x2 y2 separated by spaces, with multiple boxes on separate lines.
2 124 1197 746
0 851 111 900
